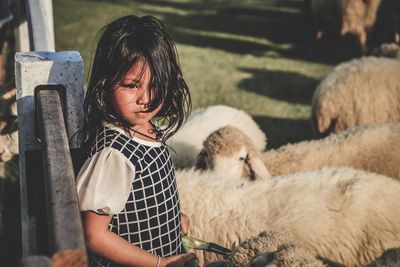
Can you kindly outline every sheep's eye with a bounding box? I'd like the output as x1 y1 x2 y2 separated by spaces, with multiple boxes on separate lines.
239 156 246 161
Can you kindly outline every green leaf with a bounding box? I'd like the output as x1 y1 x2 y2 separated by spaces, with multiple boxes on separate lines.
227 242 237 267
182 235 231 256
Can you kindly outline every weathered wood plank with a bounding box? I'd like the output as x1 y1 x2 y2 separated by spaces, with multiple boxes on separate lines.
20 255 52 267
36 88 87 266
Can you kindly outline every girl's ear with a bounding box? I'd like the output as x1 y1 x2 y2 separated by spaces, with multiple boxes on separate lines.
246 152 271 180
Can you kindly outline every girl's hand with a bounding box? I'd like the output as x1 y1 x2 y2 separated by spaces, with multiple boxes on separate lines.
160 253 196 267
181 213 190 235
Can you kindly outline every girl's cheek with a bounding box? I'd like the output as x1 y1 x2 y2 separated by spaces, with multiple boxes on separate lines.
123 93 135 103
116 89 137 103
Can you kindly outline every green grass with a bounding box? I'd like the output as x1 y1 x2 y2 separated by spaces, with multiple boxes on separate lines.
54 0 335 148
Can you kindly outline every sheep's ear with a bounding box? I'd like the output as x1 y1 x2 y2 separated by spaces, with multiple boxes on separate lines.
247 153 271 180
194 149 207 170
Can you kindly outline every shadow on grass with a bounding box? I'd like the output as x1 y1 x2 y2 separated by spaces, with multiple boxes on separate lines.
160 6 317 61
79 0 345 63
169 28 274 54
238 67 319 104
215 5 309 43
88 0 204 10
254 115 314 149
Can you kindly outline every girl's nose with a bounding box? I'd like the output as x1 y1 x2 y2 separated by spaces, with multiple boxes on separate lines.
137 87 150 107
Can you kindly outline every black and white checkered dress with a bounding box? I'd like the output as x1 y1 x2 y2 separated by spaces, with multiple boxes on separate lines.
88 127 182 267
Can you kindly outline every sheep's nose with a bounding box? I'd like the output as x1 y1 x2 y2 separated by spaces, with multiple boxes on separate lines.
342 33 364 57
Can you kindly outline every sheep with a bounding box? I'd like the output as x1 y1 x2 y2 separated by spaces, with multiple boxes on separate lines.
230 230 297 267
311 56 400 137
176 167 400 266
166 105 266 169
371 0 400 47
206 231 327 267
309 0 381 52
227 231 326 267
237 234 400 267
251 243 327 267
195 124 400 181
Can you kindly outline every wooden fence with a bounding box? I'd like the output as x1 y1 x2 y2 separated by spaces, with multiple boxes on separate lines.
14 0 88 266
17 84 87 267
35 87 86 266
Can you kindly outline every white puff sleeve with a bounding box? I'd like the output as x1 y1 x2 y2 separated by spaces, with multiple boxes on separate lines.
76 148 135 215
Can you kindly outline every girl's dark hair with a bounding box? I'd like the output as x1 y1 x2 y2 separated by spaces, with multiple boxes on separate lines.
81 15 191 150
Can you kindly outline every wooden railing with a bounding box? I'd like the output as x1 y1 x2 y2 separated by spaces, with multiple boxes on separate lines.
17 85 87 266
20 255 52 267
15 0 87 265
34 87 87 266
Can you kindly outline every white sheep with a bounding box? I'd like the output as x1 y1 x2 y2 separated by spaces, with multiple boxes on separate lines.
311 56 400 137
166 105 266 169
176 167 400 266
249 243 326 267
309 0 381 51
207 233 326 267
196 124 400 182
223 230 326 267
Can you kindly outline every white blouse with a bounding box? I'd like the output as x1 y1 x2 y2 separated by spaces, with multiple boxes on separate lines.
76 124 164 214
76 147 135 214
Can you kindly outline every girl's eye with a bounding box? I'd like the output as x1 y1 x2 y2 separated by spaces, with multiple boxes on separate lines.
121 83 139 89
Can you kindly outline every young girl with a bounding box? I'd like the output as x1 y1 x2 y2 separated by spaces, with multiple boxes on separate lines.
76 15 195 267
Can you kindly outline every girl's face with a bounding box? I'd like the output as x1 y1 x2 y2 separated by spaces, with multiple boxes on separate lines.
111 61 163 128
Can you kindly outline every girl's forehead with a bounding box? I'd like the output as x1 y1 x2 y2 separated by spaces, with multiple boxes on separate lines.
124 60 151 80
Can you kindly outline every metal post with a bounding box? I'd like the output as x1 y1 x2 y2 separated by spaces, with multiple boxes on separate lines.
26 0 55 51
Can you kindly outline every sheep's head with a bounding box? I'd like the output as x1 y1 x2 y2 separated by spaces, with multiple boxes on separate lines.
195 126 271 180
340 0 381 52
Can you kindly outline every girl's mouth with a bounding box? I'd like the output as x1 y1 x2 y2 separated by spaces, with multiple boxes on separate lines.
135 111 149 117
